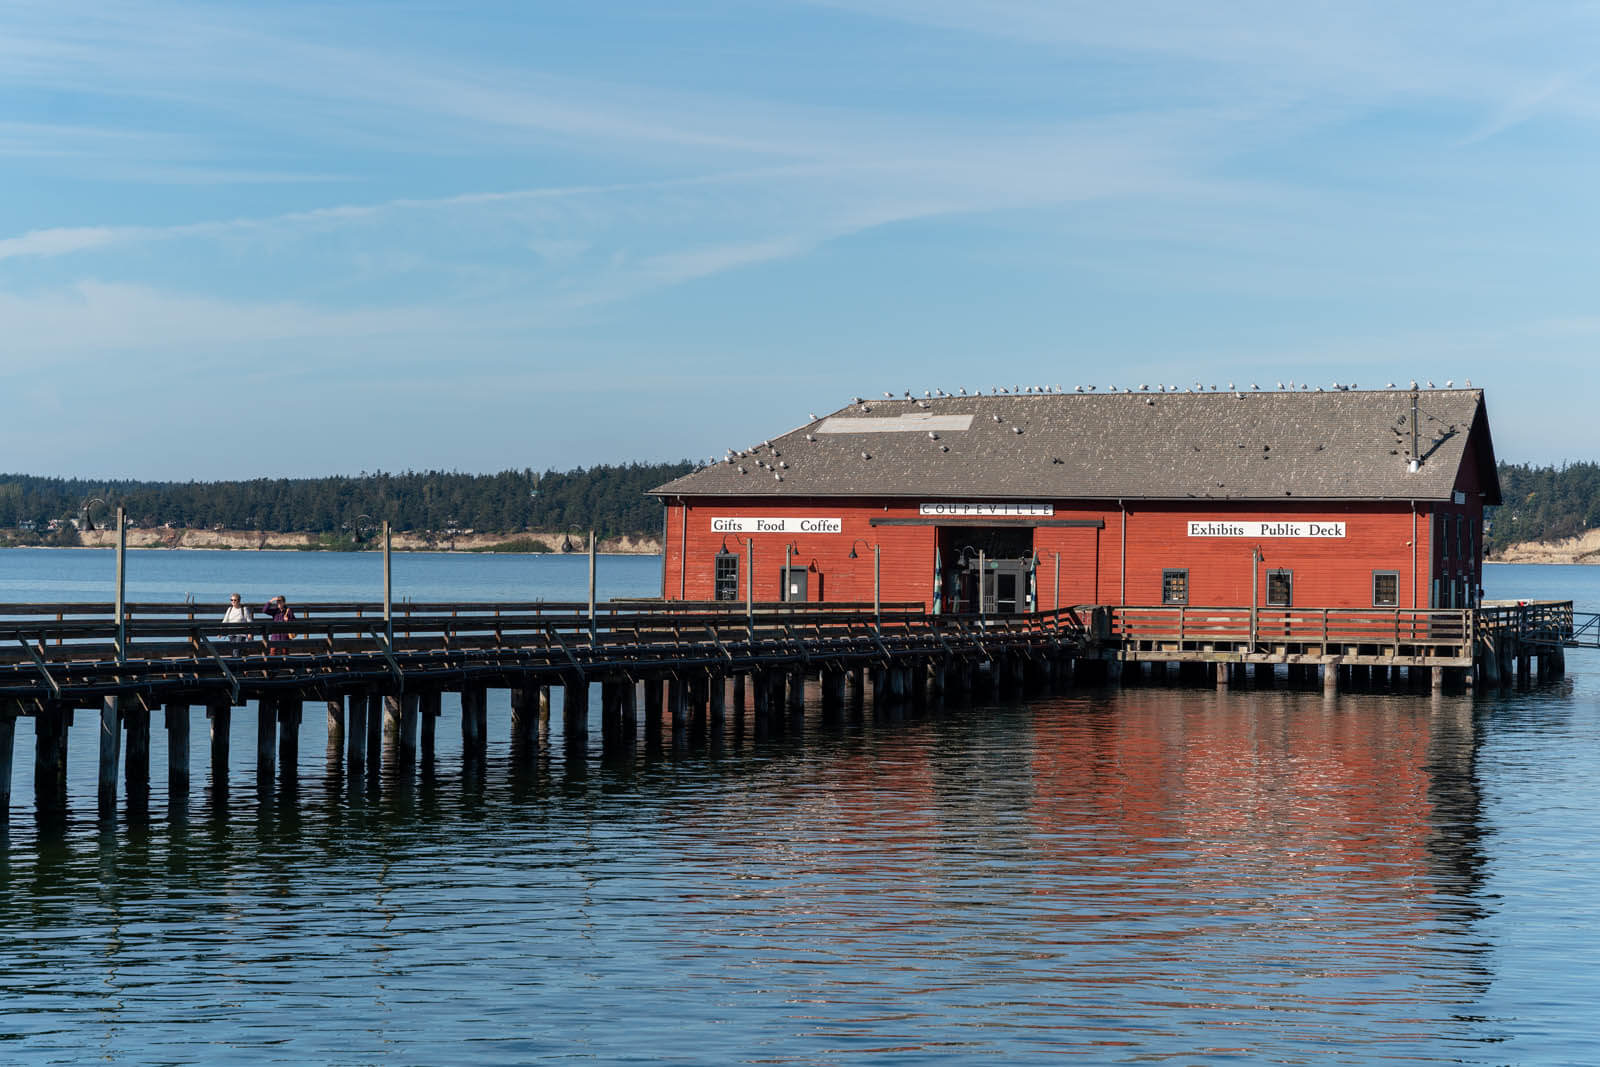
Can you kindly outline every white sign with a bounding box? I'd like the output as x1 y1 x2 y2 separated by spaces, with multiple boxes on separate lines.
711 516 842 534
1188 520 1346 538
919 503 1054 517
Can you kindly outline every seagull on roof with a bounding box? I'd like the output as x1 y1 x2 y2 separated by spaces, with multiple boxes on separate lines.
958 387 966 395
1251 383 1260 390
808 412 817 421
1086 384 1096 391
1074 385 1083 392
1465 378 1472 387
1138 383 1148 391
1445 379 1454 388
1426 380 1435 388
1386 382 1395 389
1227 381 1234 390
1277 381 1284 390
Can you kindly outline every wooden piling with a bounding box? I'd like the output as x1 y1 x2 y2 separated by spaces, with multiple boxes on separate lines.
788 669 806 714
383 695 402 747
0 709 13 821
207 699 231 786
733 673 746 715
256 697 278 782
510 686 537 750
1323 657 1339 697
326 699 345 747
277 699 301 781
35 704 69 815
98 695 121 818
398 692 420 771
165 702 190 797
420 690 440 764
124 702 151 815
461 687 488 758
366 692 384 772
668 677 687 729
1215 661 1229 690
708 673 725 725
347 692 368 770
563 678 588 736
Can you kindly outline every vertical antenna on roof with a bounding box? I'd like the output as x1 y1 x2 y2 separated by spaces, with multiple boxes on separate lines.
1410 386 1420 470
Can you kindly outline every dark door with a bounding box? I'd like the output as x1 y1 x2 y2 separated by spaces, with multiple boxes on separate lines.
782 567 808 602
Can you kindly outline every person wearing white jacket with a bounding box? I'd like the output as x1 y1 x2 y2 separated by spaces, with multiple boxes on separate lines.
221 592 253 647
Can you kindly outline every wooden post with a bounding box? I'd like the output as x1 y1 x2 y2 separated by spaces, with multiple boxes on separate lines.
165 702 190 797
398 692 420 771
668 678 687 729
98 695 121 818
326 699 345 747
1216 661 1230 690
257 697 278 782
0 709 15 821
563 678 588 736
383 695 402 747
207 699 231 787
510 686 537 750
621 678 638 734
1323 657 1339 697
420 690 440 765
733 674 746 715
461 687 487 758
788 669 806 715
538 686 551 737
35 705 70 815
124 702 151 816
644 676 664 726
366 692 384 772
347 692 368 770
277 699 301 781
708 674 726 725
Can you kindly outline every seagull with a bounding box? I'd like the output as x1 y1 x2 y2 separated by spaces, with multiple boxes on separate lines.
808 412 817 421
1227 381 1235 390
1251 383 1260 391
1445 379 1454 388
1409 380 1418 389
958 388 966 395
928 431 939 440
1138 383 1149 391
1074 384 1084 393
883 391 893 398
1385 382 1395 389
1277 381 1285 390
1465 378 1472 387
1086 384 1096 391
1426 380 1435 388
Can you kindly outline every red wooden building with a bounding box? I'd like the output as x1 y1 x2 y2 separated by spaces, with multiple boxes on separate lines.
651 388 1499 614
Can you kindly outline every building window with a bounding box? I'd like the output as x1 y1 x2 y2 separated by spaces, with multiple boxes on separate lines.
714 553 739 601
1161 569 1188 605
1266 570 1292 607
1373 571 1399 607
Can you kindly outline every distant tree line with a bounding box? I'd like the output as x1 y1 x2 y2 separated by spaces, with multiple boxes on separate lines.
1489 461 1600 553
0 463 695 540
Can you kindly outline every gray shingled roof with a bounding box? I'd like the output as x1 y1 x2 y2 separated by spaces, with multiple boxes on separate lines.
653 389 1496 503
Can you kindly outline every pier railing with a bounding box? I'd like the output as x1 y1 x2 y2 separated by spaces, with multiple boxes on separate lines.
1110 605 1474 656
0 600 1090 705
1478 600 1578 647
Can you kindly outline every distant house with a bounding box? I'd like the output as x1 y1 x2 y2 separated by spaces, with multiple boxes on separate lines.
651 388 1499 612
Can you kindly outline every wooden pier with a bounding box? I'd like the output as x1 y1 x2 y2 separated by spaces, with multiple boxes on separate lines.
0 597 1579 823
0 599 1092 822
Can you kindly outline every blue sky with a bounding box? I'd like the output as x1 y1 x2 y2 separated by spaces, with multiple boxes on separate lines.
3 0 1598 478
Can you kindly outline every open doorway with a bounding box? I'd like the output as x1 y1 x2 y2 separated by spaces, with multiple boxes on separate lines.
937 526 1035 614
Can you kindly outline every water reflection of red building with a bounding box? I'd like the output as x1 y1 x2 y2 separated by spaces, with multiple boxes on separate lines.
1024 691 1462 899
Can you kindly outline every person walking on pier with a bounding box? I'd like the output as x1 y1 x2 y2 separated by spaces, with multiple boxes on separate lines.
221 593 253 649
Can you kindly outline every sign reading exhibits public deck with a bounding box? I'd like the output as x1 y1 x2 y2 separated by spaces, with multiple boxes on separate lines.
1188 520 1346 538
712 517 843 534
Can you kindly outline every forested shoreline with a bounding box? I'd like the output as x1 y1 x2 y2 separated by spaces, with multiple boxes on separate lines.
1 459 1592 556
0 463 695 548
1488 461 1600 555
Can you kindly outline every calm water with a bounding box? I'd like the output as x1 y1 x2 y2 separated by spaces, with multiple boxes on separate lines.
3 552 1600 1063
